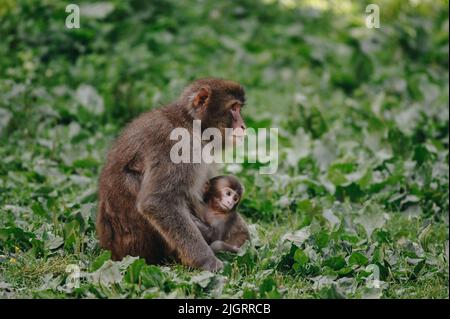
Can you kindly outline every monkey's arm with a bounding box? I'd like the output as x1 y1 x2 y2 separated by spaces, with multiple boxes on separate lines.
191 214 213 243
136 164 222 272
210 241 239 253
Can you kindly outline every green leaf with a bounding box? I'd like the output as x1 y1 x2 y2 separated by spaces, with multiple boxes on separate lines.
31 202 47 218
314 231 330 249
91 260 122 286
242 288 257 299
322 209 340 228
410 260 426 280
0 108 12 137
418 224 433 252
140 265 165 289
45 234 64 250
63 219 81 249
259 277 281 298
282 227 311 247
318 284 346 299
190 271 215 288
124 258 146 284
75 84 105 115
293 248 309 266
91 251 112 271
355 206 386 238
328 169 348 186
72 157 100 169
0 226 34 251
348 252 369 266
323 256 347 271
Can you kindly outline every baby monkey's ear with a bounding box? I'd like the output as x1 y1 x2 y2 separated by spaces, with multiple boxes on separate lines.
203 180 211 194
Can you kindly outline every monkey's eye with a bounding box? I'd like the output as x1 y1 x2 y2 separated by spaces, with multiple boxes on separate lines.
234 196 238 202
226 191 231 196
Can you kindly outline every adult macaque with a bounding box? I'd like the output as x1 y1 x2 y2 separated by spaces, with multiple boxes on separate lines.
97 78 246 272
193 175 250 253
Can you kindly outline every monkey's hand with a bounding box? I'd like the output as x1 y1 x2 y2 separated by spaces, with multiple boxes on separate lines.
191 214 213 242
190 196 209 223
210 240 240 254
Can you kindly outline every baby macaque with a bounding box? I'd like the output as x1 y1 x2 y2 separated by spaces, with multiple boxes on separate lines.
193 175 250 253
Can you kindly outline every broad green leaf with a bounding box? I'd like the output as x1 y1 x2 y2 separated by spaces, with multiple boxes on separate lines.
140 265 165 289
124 258 146 284
190 271 215 288
348 252 369 266
323 256 347 271
293 248 309 266
91 251 112 272
355 206 386 238
91 260 122 286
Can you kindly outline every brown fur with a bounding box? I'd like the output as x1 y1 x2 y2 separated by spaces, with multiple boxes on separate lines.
97 78 246 272
195 176 250 253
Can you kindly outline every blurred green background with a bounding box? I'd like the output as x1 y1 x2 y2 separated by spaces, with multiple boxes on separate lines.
0 0 448 299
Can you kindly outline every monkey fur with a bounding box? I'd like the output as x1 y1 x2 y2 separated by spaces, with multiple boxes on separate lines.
97 78 246 272
193 175 250 254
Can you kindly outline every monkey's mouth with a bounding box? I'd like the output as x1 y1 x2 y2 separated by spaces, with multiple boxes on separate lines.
220 202 234 210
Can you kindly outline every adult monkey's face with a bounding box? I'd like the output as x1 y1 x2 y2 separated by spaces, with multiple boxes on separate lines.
183 78 247 146
229 100 246 138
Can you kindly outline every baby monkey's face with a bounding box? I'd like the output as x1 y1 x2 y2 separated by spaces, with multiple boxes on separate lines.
216 186 240 211
204 175 243 214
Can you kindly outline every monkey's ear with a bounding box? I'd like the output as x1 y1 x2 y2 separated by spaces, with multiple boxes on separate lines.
203 180 211 194
240 185 245 197
193 86 211 109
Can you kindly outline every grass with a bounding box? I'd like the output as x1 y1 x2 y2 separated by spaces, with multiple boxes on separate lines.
0 0 448 299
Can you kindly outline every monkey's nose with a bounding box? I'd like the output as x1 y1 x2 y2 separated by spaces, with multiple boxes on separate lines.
233 127 246 137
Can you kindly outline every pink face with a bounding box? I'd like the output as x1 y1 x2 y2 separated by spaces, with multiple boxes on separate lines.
218 187 240 211
230 103 246 137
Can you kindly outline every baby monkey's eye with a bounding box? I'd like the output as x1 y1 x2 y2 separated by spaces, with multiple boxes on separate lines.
226 191 231 196
234 196 238 202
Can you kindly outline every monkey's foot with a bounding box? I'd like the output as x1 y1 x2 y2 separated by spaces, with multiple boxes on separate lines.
200 256 224 272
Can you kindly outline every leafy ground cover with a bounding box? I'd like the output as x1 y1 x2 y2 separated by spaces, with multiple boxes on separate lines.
0 0 448 298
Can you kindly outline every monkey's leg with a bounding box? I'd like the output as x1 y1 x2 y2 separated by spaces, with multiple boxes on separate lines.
137 197 222 272
210 241 239 253
135 164 223 272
